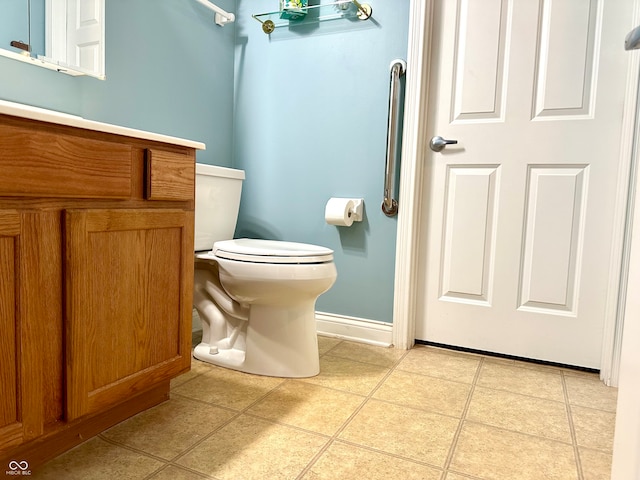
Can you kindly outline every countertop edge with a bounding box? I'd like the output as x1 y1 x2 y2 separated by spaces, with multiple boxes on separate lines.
0 99 206 150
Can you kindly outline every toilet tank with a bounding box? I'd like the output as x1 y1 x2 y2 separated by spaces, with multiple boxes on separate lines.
195 163 245 251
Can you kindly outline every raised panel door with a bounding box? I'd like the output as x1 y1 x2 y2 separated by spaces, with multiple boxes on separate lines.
416 0 633 367
64 209 194 420
0 211 49 450
0 211 24 450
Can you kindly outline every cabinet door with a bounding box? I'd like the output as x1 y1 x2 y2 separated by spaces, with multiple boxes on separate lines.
0 211 45 450
64 209 194 420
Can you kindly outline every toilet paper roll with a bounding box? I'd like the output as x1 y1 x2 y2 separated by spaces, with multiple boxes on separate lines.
325 198 355 227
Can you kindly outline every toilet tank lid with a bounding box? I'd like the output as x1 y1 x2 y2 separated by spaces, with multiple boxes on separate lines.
196 163 245 180
213 239 334 263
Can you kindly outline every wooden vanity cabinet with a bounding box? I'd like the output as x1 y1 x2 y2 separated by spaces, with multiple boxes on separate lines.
64 208 192 420
0 213 24 449
0 115 196 468
0 211 47 450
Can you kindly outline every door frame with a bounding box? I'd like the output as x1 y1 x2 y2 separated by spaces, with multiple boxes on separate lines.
393 0 640 387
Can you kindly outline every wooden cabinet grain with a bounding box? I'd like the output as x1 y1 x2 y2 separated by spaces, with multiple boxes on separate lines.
0 211 41 450
0 115 196 469
0 210 60 452
64 208 193 420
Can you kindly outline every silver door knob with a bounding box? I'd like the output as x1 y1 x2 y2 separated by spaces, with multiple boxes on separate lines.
429 136 458 152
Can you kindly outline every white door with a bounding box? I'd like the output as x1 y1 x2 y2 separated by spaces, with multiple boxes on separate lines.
415 0 634 368
46 0 104 77
66 0 105 77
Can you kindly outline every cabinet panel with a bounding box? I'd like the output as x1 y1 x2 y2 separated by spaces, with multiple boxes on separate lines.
21 213 64 427
0 212 45 450
0 123 132 199
64 209 194 420
145 149 195 201
0 212 20 449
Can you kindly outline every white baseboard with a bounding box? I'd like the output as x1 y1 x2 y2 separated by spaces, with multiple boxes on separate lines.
192 309 394 348
315 312 393 347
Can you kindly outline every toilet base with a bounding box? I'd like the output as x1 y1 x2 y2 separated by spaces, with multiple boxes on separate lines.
193 343 246 369
193 303 321 378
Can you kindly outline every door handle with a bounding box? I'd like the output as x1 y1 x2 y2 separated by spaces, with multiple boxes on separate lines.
429 136 458 152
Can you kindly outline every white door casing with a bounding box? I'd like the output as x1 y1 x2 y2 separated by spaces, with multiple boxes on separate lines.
611 122 640 480
394 0 640 375
46 0 68 64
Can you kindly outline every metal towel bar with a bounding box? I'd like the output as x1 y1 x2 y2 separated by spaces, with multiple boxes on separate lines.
194 0 236 26
382 59 406 217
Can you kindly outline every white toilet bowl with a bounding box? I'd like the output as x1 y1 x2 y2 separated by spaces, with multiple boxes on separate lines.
193 238 337 377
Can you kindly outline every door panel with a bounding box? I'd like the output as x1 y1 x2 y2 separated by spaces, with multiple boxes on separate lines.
66 0 105 76
533 0 597 118
519 166 588 315
416 0 633 368
440 165 499 305
451 0 509 122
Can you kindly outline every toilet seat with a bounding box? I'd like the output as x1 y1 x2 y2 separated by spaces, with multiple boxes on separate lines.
213 238 334 264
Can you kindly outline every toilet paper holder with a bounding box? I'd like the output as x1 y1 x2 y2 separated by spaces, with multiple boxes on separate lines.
346 199 363 222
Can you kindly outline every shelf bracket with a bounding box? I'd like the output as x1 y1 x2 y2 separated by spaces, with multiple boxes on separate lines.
352 0 372 20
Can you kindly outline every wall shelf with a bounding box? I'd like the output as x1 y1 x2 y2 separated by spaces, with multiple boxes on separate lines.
252 0 372 34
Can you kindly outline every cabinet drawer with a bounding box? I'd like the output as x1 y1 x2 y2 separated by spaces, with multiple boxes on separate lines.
145 149 194 201
0 124 132 199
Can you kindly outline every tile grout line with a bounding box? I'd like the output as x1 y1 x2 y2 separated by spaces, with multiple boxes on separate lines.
96 402 242 480
165 377 289 467
319 338 344 357
441 355 485 475
334 437 447 472
456 418 576 447
97 343 601 479
71 339 379 479
44 341 606 480
333 346 414 432
162 340 347 478
141 463 214 480
367 396 472 422
169 390 248 414
294 346 414 479
151 341 346 477
96 433 169 463
96 434 221 480
562 371 585 480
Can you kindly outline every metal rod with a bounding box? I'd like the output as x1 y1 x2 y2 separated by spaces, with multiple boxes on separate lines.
382 59 406 217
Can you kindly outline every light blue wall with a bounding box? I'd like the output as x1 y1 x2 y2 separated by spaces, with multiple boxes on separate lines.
232 1 409 323
29 0 45 57
0 0 235 167
0 0 44 55
80 0 235 165
0 54 82 114
0 0 410 324
0 0 83 115
0 0 29 54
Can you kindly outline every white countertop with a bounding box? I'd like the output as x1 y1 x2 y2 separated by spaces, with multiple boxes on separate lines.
0 99 206 150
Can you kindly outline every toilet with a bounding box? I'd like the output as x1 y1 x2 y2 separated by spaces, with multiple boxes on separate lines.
192 163 337 377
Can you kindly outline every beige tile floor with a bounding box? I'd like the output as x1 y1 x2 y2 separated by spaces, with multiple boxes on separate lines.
35 337 618 480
